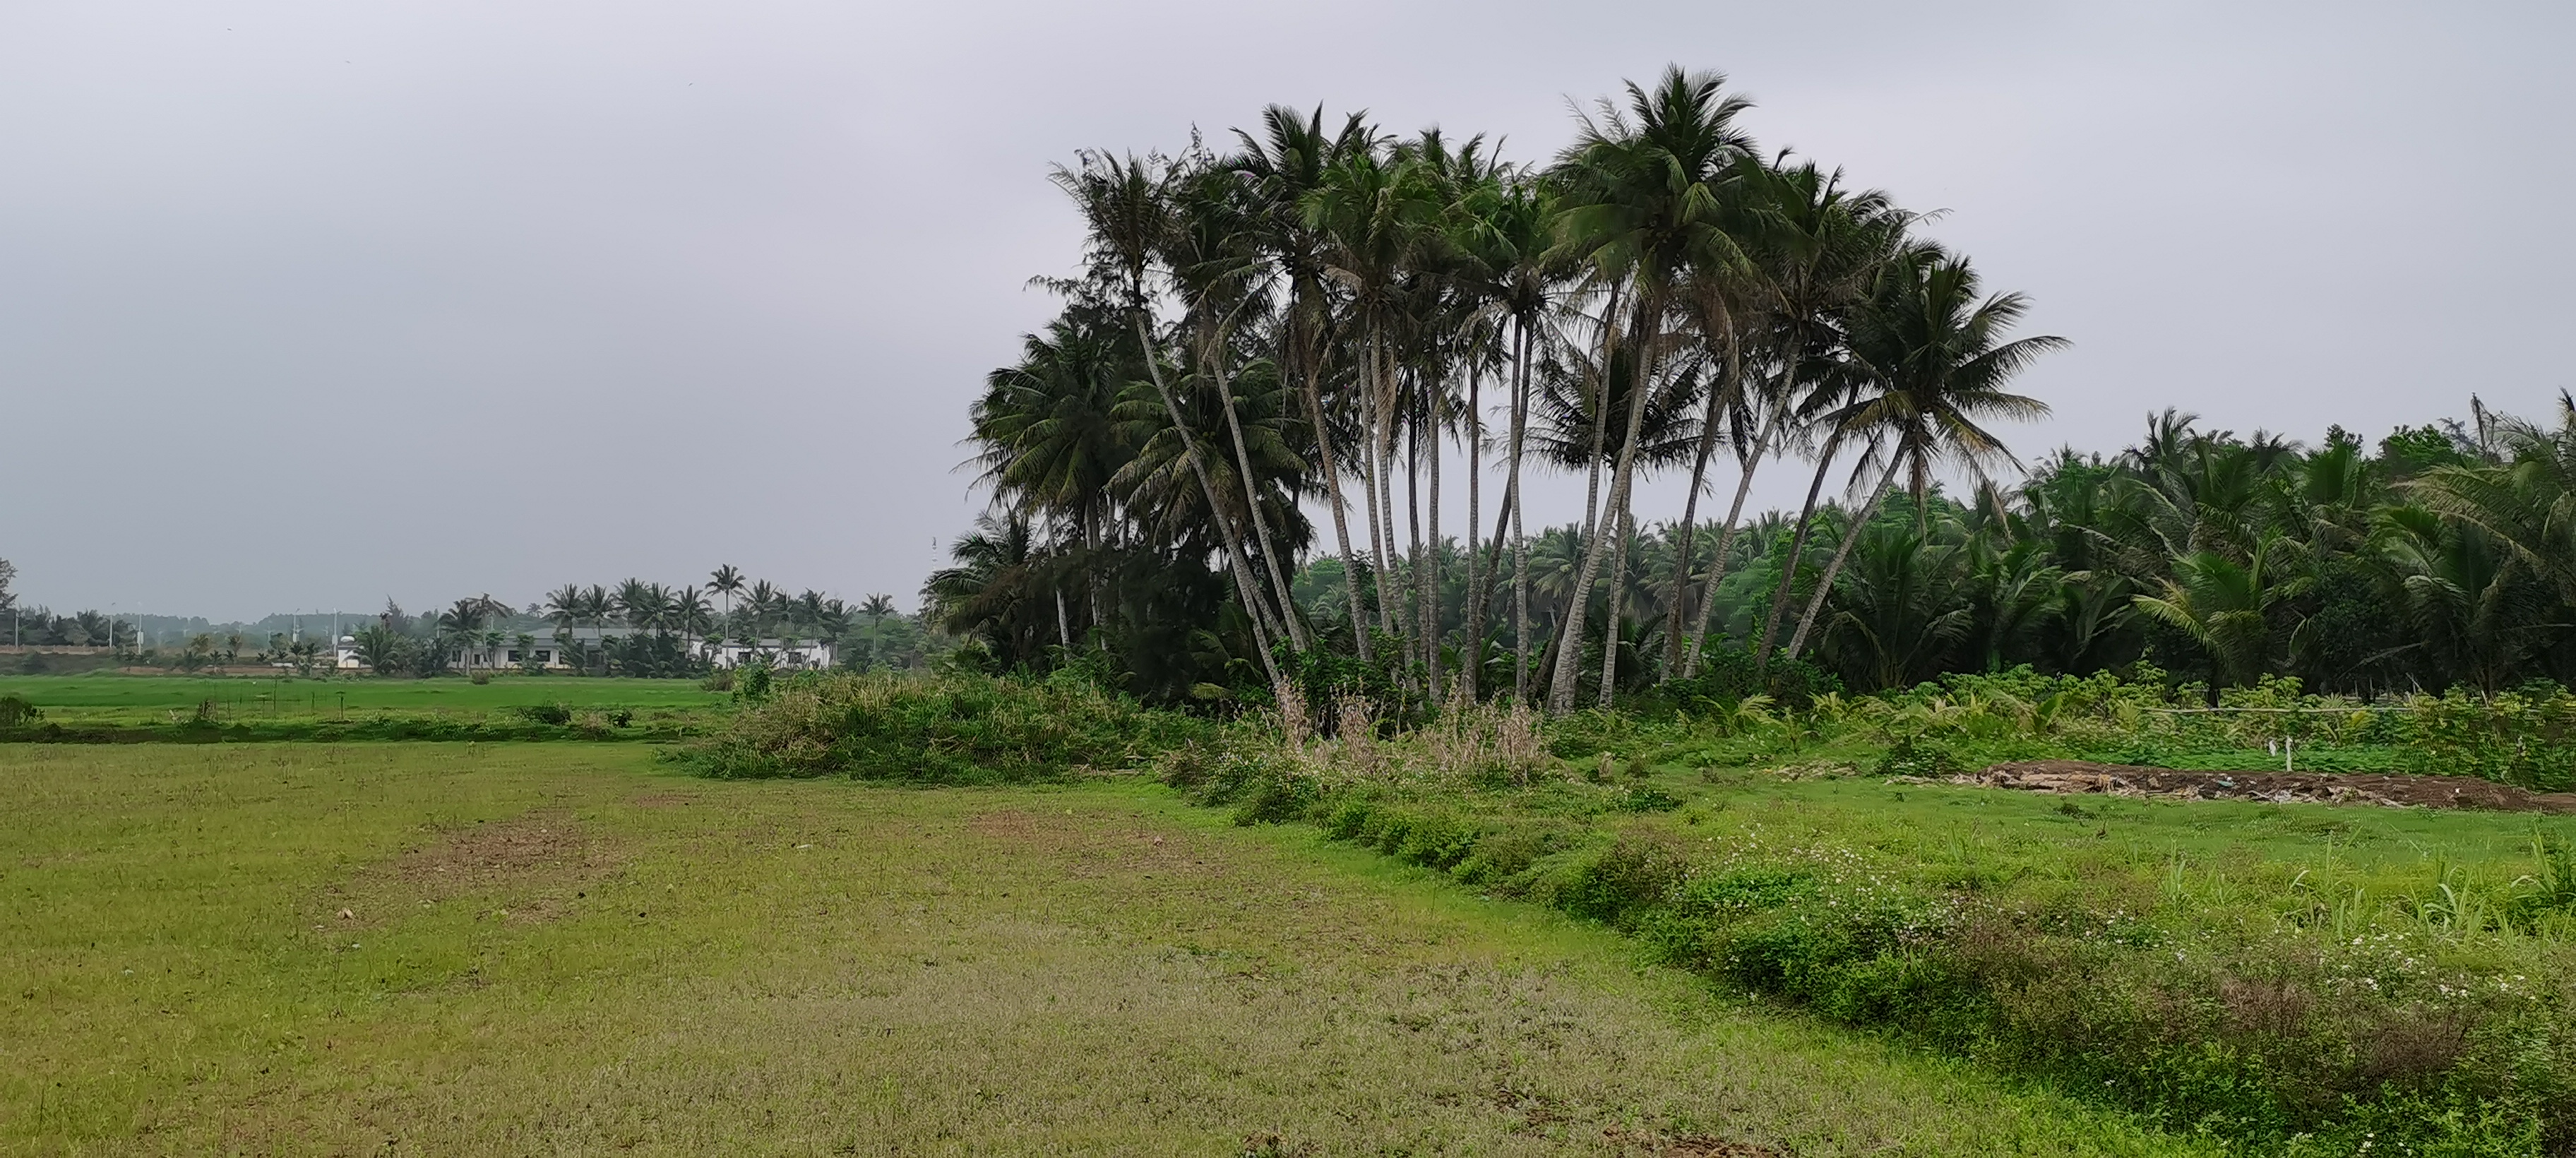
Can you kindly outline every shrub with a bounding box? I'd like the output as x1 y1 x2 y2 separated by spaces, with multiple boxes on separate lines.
684 671 1205 783
0 695 42 729
513 703 573 726
1544 838 1687 926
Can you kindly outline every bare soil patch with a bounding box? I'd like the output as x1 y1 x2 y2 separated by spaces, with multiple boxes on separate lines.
1602 1126 1782 1156
323 811 617 924
1954 760 2576 813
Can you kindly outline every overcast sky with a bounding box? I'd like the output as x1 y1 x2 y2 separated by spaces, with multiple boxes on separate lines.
3 2 2568 621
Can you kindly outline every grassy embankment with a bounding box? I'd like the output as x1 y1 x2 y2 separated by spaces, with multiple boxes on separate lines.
691 672 2576 1157
0 674 731 741
0 743 2206 1156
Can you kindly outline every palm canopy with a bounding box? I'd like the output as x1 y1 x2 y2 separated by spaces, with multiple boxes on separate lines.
1829 248 2063 503
1549 66 1758 302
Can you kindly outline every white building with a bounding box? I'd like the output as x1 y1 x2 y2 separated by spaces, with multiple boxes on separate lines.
712 638 835 671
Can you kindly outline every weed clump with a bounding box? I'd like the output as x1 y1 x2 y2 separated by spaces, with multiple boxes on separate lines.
684 671 1205 783
0 694 42 729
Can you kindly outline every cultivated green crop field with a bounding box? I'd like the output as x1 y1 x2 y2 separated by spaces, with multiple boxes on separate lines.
0 674 729 726
2 743 2222 1156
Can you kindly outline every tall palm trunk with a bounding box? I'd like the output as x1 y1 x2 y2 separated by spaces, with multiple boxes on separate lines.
1405 410 1425 674
1378 360 1414 659
1299 356 1372 661
1357 333 1400 644
1210 350 1308 651
1597 501 1635 705
1753 441 1841 676
1462 357 1483 700
1785 455 1902 659
1131 313 1283 688
1662 364 1730 677
1547 290 1650 715
1424 377 1443 698
1577 373 1612 543
1682 395 1783 677
1508 321 1534 703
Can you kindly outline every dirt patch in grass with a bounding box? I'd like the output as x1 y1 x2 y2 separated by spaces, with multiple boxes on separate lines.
968 808 1198 869
323 811 618 924
1602 1126 1782 1156
1957 760 2576 813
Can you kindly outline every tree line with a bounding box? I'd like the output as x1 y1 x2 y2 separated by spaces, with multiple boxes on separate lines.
934 66 2576 710
342 570 923 678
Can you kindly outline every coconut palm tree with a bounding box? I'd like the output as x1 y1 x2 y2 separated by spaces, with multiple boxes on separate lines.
1542 65 1758 712
1448 174 1568 699
1739 162 1912 677
436 597 497 675
1779 249 2063 662
1236 104 1381 659
709 565 745 625
1053 150 1285 687
2133 537 2310 705
544 584 584 634
673 586 714 652
2414 391 2576 607
1165 157 1308 652
1304 137 1444 657
612 579 664 634
972 306 1134 631
859 592 897 670
744 580 781 640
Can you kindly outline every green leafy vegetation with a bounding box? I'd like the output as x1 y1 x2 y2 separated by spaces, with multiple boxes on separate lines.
938 68 2576 719
1162 694 2576 1157
683 671 1209 782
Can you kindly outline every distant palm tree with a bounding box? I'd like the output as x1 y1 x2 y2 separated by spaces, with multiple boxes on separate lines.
817 599 852 652
672 586 715 650
710 564 745 626
436 597 494 675
860 592 896 670
612 579 667 634
544 584 584 643
352 624 405 675
746 580 782 639
578 585 614 674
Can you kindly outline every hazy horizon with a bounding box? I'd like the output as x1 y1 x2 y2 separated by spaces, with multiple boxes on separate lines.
6 1 2569 622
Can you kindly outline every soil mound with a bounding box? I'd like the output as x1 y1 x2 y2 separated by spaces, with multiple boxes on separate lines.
1955 760 2576 813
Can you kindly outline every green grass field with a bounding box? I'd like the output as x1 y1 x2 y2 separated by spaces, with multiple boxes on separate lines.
1648 766 2576 880
0 743 2216 1156
0 674 728 723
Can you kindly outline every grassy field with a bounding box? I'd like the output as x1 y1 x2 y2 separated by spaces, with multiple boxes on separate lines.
0 674 727 722
0 742 2215 1156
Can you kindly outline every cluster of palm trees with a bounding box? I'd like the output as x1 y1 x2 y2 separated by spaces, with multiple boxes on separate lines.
335 574 912 678
948 66 2062 710
540 570 898 650
1320 396 2574 702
